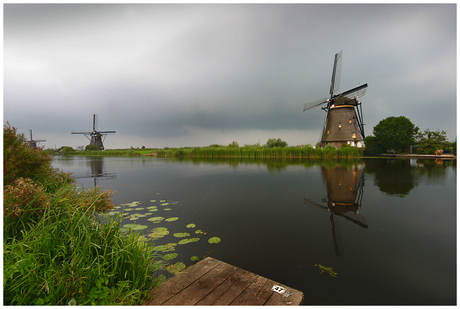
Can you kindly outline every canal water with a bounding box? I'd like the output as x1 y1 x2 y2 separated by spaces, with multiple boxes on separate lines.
52 156 456 305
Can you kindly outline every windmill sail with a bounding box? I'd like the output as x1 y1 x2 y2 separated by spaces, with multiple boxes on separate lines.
329 50 342 97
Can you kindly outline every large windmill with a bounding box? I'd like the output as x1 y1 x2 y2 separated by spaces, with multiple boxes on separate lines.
303 51 368 148
27 130 46 148
71 114 116 150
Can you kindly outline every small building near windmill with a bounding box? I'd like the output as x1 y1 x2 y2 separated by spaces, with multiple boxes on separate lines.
321 97 364 148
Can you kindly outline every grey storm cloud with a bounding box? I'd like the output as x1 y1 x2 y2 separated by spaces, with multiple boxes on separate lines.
3 3 456 148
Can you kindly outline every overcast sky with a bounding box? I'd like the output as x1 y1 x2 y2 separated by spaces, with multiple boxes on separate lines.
4 3 457 149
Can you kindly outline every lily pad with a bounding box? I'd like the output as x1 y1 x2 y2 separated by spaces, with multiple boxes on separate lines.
135 207 144 210
173 233 190 238
122 224 148 231
107 211 121 216
164 208 172 211
148 216 164 222
148 227 169 239
166 262 186 275
191 256 200 262
153 243 178 252
162 253 178 261
147 206 157 210
178 238 200 245
161 203 169 206
124 201 142 207
165 217 179 222
186 223 196 228
195 229 204 234
160 200 166 202
208 237 221 244
150 200 157 202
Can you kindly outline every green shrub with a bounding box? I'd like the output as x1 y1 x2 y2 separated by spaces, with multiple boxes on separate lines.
85 144 99 151
266 138 288 148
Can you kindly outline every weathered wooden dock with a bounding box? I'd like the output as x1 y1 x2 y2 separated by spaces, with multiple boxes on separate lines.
143 257 304 306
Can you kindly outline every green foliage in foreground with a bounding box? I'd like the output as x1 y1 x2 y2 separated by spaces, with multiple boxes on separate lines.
4 123 164 305
4 195 163 305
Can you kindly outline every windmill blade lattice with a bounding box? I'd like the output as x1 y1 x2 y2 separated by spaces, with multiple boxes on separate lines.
329 50 342 97
303 97 328 112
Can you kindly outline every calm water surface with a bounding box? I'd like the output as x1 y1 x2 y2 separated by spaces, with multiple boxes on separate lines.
52 156 456 305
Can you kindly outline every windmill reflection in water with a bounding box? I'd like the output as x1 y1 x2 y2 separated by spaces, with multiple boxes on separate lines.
305 164 367 258
73 157 116 188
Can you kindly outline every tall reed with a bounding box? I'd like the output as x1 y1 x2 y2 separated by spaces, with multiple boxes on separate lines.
4 185 163 305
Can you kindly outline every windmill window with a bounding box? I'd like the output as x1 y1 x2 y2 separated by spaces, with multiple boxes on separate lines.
352 133 356 138
327 130 330 134
338 123 342 129
349 119 352 124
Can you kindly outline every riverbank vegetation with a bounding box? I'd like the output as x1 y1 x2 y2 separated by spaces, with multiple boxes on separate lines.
49 141 363 159
4 123 164 305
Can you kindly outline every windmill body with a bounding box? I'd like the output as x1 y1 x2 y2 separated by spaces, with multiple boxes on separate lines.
27 130 46 148
304 51 368 148
72 114 116 150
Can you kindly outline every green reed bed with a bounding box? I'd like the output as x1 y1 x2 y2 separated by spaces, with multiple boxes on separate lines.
4 187 163 305
181 145 363 159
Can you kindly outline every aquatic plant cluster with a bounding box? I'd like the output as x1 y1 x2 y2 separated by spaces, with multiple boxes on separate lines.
3 123 164 305
104 198 221 276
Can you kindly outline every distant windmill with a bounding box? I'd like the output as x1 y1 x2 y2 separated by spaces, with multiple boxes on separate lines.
71 114 116 150
303 51 368 148
27 130 46 148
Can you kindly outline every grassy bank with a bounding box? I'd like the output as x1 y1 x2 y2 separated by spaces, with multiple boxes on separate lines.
4 123 164 305
57 144 363 159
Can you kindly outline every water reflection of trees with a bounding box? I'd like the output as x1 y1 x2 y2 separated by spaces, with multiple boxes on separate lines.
305 161 367 258
364 159 453 196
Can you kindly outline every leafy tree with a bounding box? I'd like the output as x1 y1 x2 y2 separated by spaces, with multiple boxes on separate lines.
415 129 447 154
363 135 384 156
373 116 419 153
228 141 239 147
266 138 288 148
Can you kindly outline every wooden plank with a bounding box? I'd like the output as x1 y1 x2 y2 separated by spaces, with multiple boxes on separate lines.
143 257 304 306
143 257 221 305
210 269 259 305
230 275 270 305
163 261 239 305
195 268 248 305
